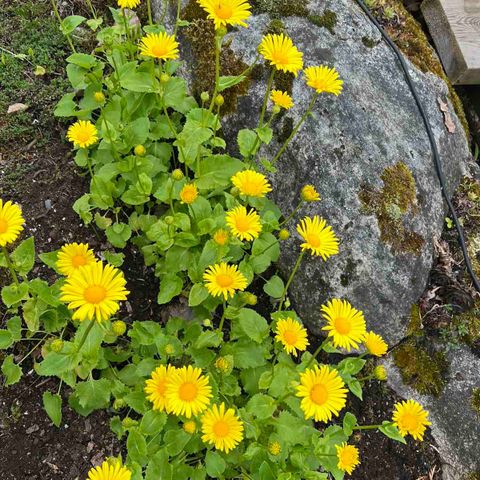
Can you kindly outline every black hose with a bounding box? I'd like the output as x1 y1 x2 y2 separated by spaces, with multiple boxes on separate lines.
354 0 480 292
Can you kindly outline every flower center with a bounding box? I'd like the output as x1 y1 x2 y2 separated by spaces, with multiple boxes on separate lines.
216 274 233 288
334 316 352 335
214 3 233 19
84 285 107 304
272 51 289 65
0 218 8 234
77 129 91 143
235 216 251 232
310 383 328 405
179 382 198 401
401 413 419 432
306 233 321 248
152 44 167 57
213 420 230 438
72 254 87 268
283 330 298 346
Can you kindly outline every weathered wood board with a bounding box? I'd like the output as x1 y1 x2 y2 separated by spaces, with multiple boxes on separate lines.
422 0 480 84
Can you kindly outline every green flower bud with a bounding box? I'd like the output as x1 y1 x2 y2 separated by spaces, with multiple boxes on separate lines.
113 398 126 410
203 318 212 327
112 320 127 336
230 186 240 197
164 215 174 225
94 91 105 103
272 105 281 115
278 229 290 240
374 365 387 381
122 417 138 428
134 144 146 156
172 169 184 181
242 292 257 306
200 91 210 102
216 27 227 38
160 73 170 83
215 94 225 107
50 339 64 353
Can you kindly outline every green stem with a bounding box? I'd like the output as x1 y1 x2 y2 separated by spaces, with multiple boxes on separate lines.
272 93 319 165
304 343 323 370
57 379 63 395
279 201 304 227
277 251 305 311
18 335 48 365
258 69 275 128
173 0 182 36
122 8 130 43
2 246 19 285
353 422 393 431
218 300 227 332
147 0 153 25
50 0 76 53
77 319 96 352
85 0 97 18
208 34 222 114
168 180 176 214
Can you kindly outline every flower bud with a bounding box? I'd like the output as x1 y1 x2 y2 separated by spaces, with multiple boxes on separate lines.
200 91 210 103
160 73 170 83
216 27 227 38
374 365 387 381
94 91 105 103
165 344 175 355
242 292 257 306
113 398 126 410
301 184 320 202
112 320 127 336
214 355 233 375
230 186 240 197
164 215 174 225
278 229 290 240
183 420 197 434
122 417 138 428
134 144 146 157
215 94 225 107
272 105 281 115
50 339 64 353
203 318 212 327
172 169 184 181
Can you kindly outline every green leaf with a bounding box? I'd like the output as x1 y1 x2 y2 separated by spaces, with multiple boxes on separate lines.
139 410 167 436
43 392 62 427
163 429 191 456
0 330 13 349
246 393 277 420
218 75 246 92
205 451 226 478
342 412 357 436
338 357 366 376
75 378 111 410
60 15 85 35
11 237 35 275
127 428 148 466
238 308 269 343
66 53 96 69
124 117 151 147
263 275 284 298
188 283 209 307
256 126 273 144
38 251 59 271
237 129 258 157
146 449 172 480
37 350 80 376
347 378 363 400
1 355 22 386
54 93 77 117
196 155 245 189
119 62 155 92
194 330 223 349
1 283 29 307
379 422 407 444
106 223 132 249
157 274 183 305
7 316 22 341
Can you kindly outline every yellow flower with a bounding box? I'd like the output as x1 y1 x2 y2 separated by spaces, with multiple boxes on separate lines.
363 331 388 357
296 216 339 259
231 170 272 197
179 183 198 204
259 33 303 76
270 90 294 109
144 364 177 412
201 402 244 453
197 0 251 30
301 185 320 202
56 242 96 276
214 356 232 374
268 441 282 455
336 443 360 475
87 459 131 480
203 262 248 300
0 200 24 247
183 420 197 434
321 299 366 351
165 365 212 418
213 229 229 246
67 120 98 148
226 206 262 241
275 318 309 357
60 262 129 322
392 399 431 441
296 365 348 422
118 0 141 8
304 65 343 96
139 32 179 60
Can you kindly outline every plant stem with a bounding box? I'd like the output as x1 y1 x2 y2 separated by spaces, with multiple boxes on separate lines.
147 0 153 25
18 335 48 365
258 69 275 128
174 0 182 36
304 343 323 370
208 34 223 114
353 422 393 431
218 300 227 332
50 0 76 53
279 201 304 227
277 251 305 311
272 93 319 165
122 8 130 43
85 0 97 18
77 319 96 352
1 246 19 285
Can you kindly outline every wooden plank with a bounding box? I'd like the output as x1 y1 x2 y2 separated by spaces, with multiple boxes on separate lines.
422 0 480 84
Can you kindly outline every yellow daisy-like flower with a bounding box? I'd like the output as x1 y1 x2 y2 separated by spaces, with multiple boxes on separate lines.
231 170 272 197
301 185 320 202
56 242 96 276
336 443 360 475
304 65 343 96
363 331 388 357
144 364 177 412
87 460 131 480
226 206 262 241
197 0 251 30
296 365 348 422
179 183 198 204
259 33 303 76
139 32 179 61
0 200 24 247
201 402 244 453
296 216 339 259
275 318 309 357
213 229 229 246
203 262 248 300
60 262 129 323
321 299 366 351
67 120 98 149
183 420 197 434
392 399 431 441
270 90 294 109
118 0 141 8
268 441 282 456
165 365 212 418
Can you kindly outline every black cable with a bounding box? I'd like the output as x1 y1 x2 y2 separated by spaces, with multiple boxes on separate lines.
354 0 480 292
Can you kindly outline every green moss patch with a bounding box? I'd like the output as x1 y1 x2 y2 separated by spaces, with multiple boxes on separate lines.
309 10 338 34
250 0 309 18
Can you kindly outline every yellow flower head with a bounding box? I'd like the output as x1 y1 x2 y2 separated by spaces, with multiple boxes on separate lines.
203 262 248 300
296 365 348 422
363 331 388 357
275 318 309 357
201 402 244 453
231 170 272 198
118 0 141 8
214 356 233 374
87 459 131 480
144 364 177 412
197 0 251 30
392 399 431 441
179 183 198 204
268 441 282 456
226 205 262 241
213 229 229 246
321 299 366 351
304 65 343 95
270 90 294 109
301 185 320 202
183 420 197 434
259 33 304 76
296 216 339 259
56 242 96 276
336 443 360 475
67 120 98 149
60 262 129 323
0 200 24 247
165 365 212 418
139 32 179 60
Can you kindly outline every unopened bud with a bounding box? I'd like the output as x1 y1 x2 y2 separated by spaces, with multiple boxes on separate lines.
112 320 127 336
215 94 224 107
122 417 138 428
94 91 105 103
278 229 290 240
272 105 281 115
242 292 257 306
203 318 212 327
172 169 184 181
164 216 174 225
374 365 387 381
230 186 240 197
160 73 170 83
113 398 126 410
134 144 146 156
50 339 64 353
200 91 210 102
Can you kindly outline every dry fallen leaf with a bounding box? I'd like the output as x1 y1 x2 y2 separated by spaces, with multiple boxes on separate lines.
437 97 456 133
7 103 29 114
